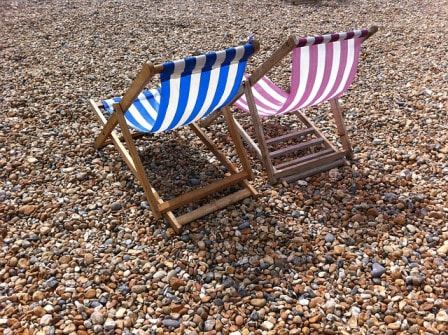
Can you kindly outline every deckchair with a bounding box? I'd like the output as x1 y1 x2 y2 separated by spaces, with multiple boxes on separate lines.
230 27 377 183
89 40 259 233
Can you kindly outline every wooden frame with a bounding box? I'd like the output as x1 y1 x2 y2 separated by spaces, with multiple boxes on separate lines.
89 61 257 234
206 27 378 184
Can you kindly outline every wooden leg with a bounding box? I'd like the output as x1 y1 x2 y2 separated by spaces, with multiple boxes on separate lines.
330 98 353 159
199 109 222 128
113 106 163 219
94 109 119 149
222 106 254 180
243 81 277 183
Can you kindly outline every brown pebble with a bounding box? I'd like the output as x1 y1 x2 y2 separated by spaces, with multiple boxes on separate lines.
33 306 46 317
250 298 266 307
20 205 36 215
384 315 395 324
169 277 186 291
309 297 324 308
393 214 406 225
85 289 96 299
84 253 94 265
32 291 44 302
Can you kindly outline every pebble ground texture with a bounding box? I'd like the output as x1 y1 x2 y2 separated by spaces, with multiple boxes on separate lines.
1 0 447 334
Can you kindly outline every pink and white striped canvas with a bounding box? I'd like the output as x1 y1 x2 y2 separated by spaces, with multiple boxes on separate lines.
234 29 369 117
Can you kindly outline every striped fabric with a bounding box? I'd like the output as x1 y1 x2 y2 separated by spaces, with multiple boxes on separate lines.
234 29 369 117
102 43 255 133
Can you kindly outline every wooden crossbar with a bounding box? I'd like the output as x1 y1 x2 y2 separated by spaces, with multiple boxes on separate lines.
158 171 248 213
276 151 346 179
266 127 315 145
270 138 324 159
275 148 334 170
177 188 251 227
282 159 345 183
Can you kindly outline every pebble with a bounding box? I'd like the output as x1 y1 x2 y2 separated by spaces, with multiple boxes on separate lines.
299 298 310 306
90 312 104 325
84 253 94 265
63 323 76 334
437 244 448 256
40 314 53 326
250 298 266 307
238 222 251 230
131 285 147 293
104 319 116 331
116 307 126 319
110 201 122 211
261 321 274 330
235 315 244 326
204 320 216 331
371 263 386 278
324 233 335 243
32 291 44 301
162 319 181 328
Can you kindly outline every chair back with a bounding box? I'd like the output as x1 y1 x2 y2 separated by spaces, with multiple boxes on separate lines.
151 42 255 132
278 29 370 114
102 42 256 133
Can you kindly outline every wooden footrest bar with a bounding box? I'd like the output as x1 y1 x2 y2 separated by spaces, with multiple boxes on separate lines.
159 171 248 213
176 188 252 226
270 138 324 159
266 127 315 145
275 148 334 170
275 151 346 179
282 159 345 183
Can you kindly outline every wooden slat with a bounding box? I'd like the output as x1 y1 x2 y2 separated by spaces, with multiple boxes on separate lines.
114 104 162 219
90 99 163 219
94 112 119 149
89 99 137 174
103 131 149 147
275 148 334 170
177 188 251 226
330 98 353 159
189 122 257 196
293 110 339 152
234 118 263 160
222 106 254 180
275 151 346 178
248 36 296 87
363 26 379 42
282 159 346 183
244 81 277 183
266 127 315 145
163 211 183 234
242 180 258 197
270 138 324 159
158 171 248 213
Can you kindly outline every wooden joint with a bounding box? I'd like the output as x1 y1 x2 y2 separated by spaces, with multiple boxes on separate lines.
250 39 260 54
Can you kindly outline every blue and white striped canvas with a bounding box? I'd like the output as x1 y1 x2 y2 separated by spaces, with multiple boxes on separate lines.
102 42 255 133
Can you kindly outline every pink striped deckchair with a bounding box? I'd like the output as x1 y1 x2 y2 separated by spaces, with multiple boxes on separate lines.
232 27 378 183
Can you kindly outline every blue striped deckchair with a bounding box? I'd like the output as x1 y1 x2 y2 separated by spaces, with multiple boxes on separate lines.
89 40 259 233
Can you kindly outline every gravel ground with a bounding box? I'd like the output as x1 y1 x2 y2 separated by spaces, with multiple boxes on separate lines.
1 0 448 334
